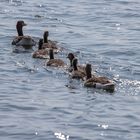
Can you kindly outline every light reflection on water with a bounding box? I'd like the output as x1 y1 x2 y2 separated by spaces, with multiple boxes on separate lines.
54 132 69 140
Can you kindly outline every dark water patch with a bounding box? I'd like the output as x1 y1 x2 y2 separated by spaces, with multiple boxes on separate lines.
6 104 38 112
116 0 140 5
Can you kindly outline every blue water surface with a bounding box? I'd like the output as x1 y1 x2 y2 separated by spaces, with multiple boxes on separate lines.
0 0 140 140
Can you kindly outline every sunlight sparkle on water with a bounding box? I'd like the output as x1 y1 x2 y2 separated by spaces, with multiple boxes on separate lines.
54 132 69 140
98 124 109 129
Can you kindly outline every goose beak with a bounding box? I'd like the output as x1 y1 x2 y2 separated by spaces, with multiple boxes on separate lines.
23 23 27 26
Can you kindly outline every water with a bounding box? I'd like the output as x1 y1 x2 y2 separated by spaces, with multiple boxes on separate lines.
0 0 140 140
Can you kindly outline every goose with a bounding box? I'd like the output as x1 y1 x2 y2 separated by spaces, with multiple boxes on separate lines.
42 31 60 53
84 64 115 92
67 53 85 72
12 20 36 49
70 58 86 80
46 49 65 67
32 39 49 59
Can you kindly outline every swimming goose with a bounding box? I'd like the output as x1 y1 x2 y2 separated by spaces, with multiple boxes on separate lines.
46 49 65 67
67 53 85 72
70 58 86 80
84 64 115 92
12 20 36 49
42 31 59 53
32 39 49 59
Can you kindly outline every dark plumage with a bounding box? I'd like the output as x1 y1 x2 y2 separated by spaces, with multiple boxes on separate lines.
12 20 36 49
67 53 85 72
84 64 115 92
70 58 86 80
46 49 65 67
32 39 49 59
42 31 60 53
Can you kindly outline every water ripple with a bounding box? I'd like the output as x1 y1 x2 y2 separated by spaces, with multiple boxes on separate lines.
0 0 140 140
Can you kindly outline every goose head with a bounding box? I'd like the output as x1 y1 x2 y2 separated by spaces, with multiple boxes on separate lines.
16 20 27 36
